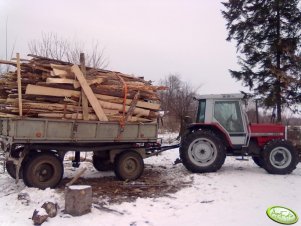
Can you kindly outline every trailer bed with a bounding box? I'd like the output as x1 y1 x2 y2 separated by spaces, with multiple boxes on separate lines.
0 118 158 144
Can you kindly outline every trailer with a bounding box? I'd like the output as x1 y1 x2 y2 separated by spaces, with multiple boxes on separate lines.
0 117 172 189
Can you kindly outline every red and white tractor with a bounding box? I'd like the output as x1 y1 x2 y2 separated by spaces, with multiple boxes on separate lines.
180 94 300 174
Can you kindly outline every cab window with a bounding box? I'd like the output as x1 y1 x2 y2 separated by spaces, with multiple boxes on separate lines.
214 101 244 133
196 99 206 123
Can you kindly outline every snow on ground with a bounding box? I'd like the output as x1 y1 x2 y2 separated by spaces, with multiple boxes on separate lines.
0 133 300 226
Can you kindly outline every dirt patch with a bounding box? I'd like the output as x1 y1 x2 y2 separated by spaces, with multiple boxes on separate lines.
57 164 192 204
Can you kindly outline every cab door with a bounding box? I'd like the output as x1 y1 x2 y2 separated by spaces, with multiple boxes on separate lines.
213 100 248 146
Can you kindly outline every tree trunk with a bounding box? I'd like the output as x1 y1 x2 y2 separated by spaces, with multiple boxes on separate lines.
276 0 282 123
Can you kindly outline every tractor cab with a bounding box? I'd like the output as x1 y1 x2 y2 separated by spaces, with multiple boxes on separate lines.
195 94 249 147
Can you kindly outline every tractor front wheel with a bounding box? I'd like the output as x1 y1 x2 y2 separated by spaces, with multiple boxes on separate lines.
252 156 264 168
180 130 226 173
262 140 298 174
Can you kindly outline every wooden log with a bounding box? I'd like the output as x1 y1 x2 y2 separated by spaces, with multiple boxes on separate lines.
38 113 97 120
26 84 80 98
46 77 104 89
65 185 92 216
26 84 160 104
80 53 89 121
51 68 70 77
16 53 23 116
71 65 108 121
38 113 151 122
66 167 87 187
0 112 18 118
86 93 160 110
46 78 79 87
98 100 157 118
126 91 140 121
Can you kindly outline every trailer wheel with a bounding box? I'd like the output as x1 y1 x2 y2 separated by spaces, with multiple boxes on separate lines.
262 140 298 174
92 155 113 171
252 156 264 168
180 130 226 173
5 161 23 179
114 151 144 181
23 153 64 189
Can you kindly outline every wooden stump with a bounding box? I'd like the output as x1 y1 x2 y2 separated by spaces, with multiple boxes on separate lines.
65 185 92 216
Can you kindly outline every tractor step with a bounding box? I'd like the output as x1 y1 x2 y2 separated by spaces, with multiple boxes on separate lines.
235 156 249 161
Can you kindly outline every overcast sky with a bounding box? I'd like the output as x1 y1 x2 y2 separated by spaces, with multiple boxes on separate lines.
0 0 248 94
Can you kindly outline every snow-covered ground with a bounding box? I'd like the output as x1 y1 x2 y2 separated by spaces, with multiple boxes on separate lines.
0 133 300 226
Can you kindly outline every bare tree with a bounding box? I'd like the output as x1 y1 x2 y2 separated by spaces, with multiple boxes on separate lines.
159 74 199 132
28 32 108 68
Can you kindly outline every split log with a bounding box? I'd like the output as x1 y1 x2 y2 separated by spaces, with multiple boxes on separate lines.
126 91 140 121
98 100 158 118
0 54 163 122
38 113 152 122
25 85 160 110
80 53 89 120
71 65 108 121
26 84 80 98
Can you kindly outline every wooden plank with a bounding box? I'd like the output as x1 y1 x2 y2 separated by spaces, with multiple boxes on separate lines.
26 84 80 97
94 94 160 110
0 59 17 66
38 113 119 121
25 84 160 110
98 100 152 117
50 64 71 70
16 53 23 116
52 68 70 77
46 78 78 86
80 53 89 120
71 65 108 121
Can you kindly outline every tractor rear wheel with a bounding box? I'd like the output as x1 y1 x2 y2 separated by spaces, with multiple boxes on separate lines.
180 130 226 173
262 139 298 174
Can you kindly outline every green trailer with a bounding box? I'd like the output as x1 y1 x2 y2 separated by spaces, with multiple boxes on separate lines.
0 117 160 189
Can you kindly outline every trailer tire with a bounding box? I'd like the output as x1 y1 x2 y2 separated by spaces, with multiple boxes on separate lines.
92 155 113 171
114 151 144 181
5 161 23 179
252 156 264 168
180 130 226 173
23 153 64 189
262 139 298 174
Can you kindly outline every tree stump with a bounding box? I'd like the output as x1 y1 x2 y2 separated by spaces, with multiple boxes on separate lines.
65 185 92 216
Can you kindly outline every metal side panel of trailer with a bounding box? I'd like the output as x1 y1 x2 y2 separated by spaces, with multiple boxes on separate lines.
0 118 158 143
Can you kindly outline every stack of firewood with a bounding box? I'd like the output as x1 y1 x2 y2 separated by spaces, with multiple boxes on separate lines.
0 54 165 122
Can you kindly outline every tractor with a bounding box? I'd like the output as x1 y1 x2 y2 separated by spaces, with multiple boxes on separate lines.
180 94 300 174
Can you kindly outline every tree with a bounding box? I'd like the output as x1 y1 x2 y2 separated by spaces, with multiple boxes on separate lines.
159 74 199 132
28 32 108 68
222 0 301 122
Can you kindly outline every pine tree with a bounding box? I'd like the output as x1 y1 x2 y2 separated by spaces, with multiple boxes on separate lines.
222 0 301 122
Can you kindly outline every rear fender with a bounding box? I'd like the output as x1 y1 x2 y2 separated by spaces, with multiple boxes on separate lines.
183 123 233 148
